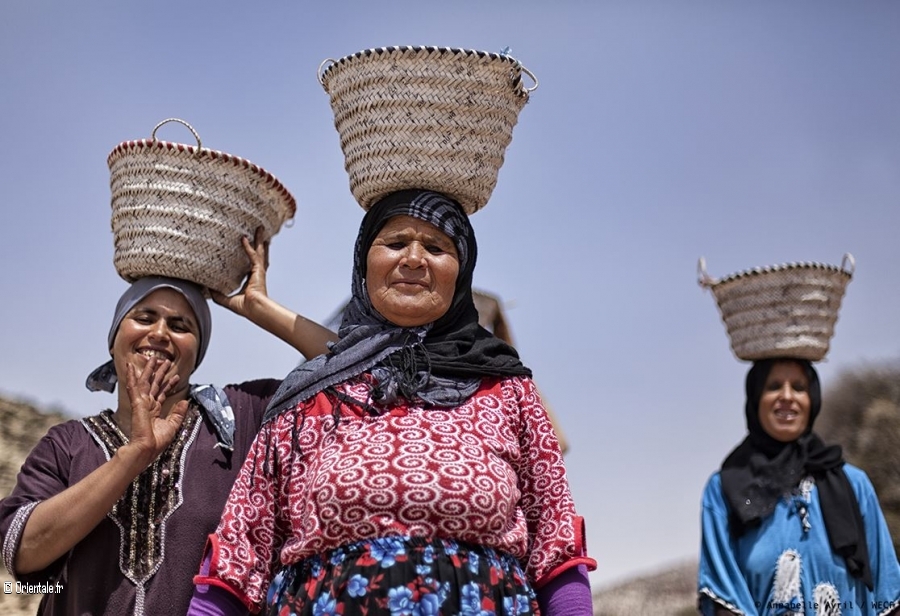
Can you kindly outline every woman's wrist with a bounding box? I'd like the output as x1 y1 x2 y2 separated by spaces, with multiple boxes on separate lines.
242 291 280 325
113 442 156 475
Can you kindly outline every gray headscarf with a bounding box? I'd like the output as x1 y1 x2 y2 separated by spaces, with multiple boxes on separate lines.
83 277 239 450
85 277 211 393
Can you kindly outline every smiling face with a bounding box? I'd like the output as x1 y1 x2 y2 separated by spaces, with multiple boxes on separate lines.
110 288 200 401
365 215 460 327
757 360 812 443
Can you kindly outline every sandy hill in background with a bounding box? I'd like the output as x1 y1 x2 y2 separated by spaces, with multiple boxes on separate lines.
0 395 66 616
592 561 697 615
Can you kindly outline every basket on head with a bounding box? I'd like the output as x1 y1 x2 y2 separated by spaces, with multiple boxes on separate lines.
318 45 538 215
108 118 296 295
698 254 855 362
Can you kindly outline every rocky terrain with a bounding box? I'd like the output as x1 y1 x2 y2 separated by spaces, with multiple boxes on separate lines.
815 360 900 553
591 561 698 615
0 395 65 616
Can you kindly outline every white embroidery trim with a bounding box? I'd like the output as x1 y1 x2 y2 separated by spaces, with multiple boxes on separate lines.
143 414 202 581
79 414 202 616
878 595 900 616
699 587 747 616
2 501 41 576
799 476 815 502
80 417 114 461
813 581 841 616
773 548 802 608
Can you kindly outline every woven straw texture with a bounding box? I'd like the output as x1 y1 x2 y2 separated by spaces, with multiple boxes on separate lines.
699 257 854 362
319 46 535 214
108 119 296 295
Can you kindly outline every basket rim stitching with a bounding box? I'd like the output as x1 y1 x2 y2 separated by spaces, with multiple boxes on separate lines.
321 45 525 97
107 139 296 217
708 261 852 287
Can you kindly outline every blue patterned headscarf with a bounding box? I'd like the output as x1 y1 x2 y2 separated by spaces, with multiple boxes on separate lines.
262 189 530 424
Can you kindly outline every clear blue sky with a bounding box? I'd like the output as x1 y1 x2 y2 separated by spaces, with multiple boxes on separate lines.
2 1 899 590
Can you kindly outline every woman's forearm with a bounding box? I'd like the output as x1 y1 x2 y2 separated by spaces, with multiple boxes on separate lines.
211 232 338 360
15 444 151 573
536 565 593 616
243 294 337 359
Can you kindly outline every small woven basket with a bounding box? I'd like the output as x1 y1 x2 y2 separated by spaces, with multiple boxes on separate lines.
318 45 538 214
108 119 296 295
698 255 855 362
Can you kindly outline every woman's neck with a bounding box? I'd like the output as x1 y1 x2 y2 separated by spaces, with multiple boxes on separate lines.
113 387 190 439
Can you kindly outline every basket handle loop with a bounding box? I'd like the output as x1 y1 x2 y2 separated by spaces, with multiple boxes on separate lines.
697 257 715 287
520 64 539 93
841 252 856 276
317 58 337 89
151 118 202 150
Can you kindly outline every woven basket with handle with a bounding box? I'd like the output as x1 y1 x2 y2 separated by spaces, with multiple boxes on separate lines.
698 255 854 361
108 118 296 295
318 45 538 214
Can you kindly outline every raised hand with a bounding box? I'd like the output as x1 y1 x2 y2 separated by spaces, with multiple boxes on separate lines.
207 225 338 359
123 356 189 466
211 226 270 319
14 356 190 574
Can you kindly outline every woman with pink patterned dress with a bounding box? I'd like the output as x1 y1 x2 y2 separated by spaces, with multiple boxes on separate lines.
189 189 596 616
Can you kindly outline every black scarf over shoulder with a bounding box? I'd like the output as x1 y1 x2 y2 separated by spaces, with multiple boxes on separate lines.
720 359 873 590
263 190 530 424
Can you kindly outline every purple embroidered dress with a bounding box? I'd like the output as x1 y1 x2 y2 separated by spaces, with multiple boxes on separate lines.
0 379 278 616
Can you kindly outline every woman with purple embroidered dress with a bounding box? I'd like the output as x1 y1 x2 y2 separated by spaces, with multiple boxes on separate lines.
188 190 596 616
0 232 336 616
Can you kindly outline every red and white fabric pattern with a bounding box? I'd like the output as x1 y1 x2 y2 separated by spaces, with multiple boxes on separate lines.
197 375 594 611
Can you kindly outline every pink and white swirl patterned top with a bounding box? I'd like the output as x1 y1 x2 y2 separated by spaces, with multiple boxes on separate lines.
197 375 595 611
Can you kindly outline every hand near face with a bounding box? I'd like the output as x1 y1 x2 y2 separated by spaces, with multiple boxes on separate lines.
123 356 189 465
211 226 270 319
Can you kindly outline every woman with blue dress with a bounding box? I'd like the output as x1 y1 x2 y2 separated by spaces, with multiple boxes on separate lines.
698 357 900 615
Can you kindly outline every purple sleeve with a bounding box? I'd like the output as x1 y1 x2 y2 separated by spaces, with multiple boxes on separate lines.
187 584 248 616
187 552 249 616
187 551 248 615
536 565 593 616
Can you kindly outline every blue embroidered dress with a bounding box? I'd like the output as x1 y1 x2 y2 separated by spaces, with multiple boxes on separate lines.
698 464 900 616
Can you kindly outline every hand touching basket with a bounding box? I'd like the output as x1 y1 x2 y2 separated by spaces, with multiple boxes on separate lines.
108 118 296 295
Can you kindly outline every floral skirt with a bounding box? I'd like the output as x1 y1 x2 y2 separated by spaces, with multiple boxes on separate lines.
264 536 539 616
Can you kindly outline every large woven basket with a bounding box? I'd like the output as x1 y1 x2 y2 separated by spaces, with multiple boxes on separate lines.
698 255 854 361
108 119 296 295
318 45 538 214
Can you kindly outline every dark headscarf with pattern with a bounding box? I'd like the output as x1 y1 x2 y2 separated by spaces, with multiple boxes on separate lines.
262 189 531 424
720 358 873 590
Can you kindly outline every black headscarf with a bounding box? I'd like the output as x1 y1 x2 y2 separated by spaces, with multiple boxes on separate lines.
720 358 873 590
262 189 530 424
